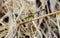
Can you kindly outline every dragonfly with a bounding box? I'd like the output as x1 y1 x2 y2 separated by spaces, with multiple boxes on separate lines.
25 9 45 20
25 12 34 20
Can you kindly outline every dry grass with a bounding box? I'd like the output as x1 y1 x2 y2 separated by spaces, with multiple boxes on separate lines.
0 0 60 38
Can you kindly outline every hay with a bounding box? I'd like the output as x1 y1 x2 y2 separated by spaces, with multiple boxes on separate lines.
0 0 60 38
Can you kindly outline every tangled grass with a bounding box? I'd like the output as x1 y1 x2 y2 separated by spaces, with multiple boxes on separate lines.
0 0 60 38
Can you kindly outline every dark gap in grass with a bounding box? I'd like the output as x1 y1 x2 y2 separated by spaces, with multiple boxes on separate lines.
44 28 48 33
25 35 29 38
0 23 2 26
58 0 60 2
21 19 26 27
3 17 9 22
45 5 48 14
0 13 5 18
54 30 60 38
15 14 18 17
40 22 44 29
36 0 41 7
2 36 4 38
43 35 45 38
47 0 52 13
